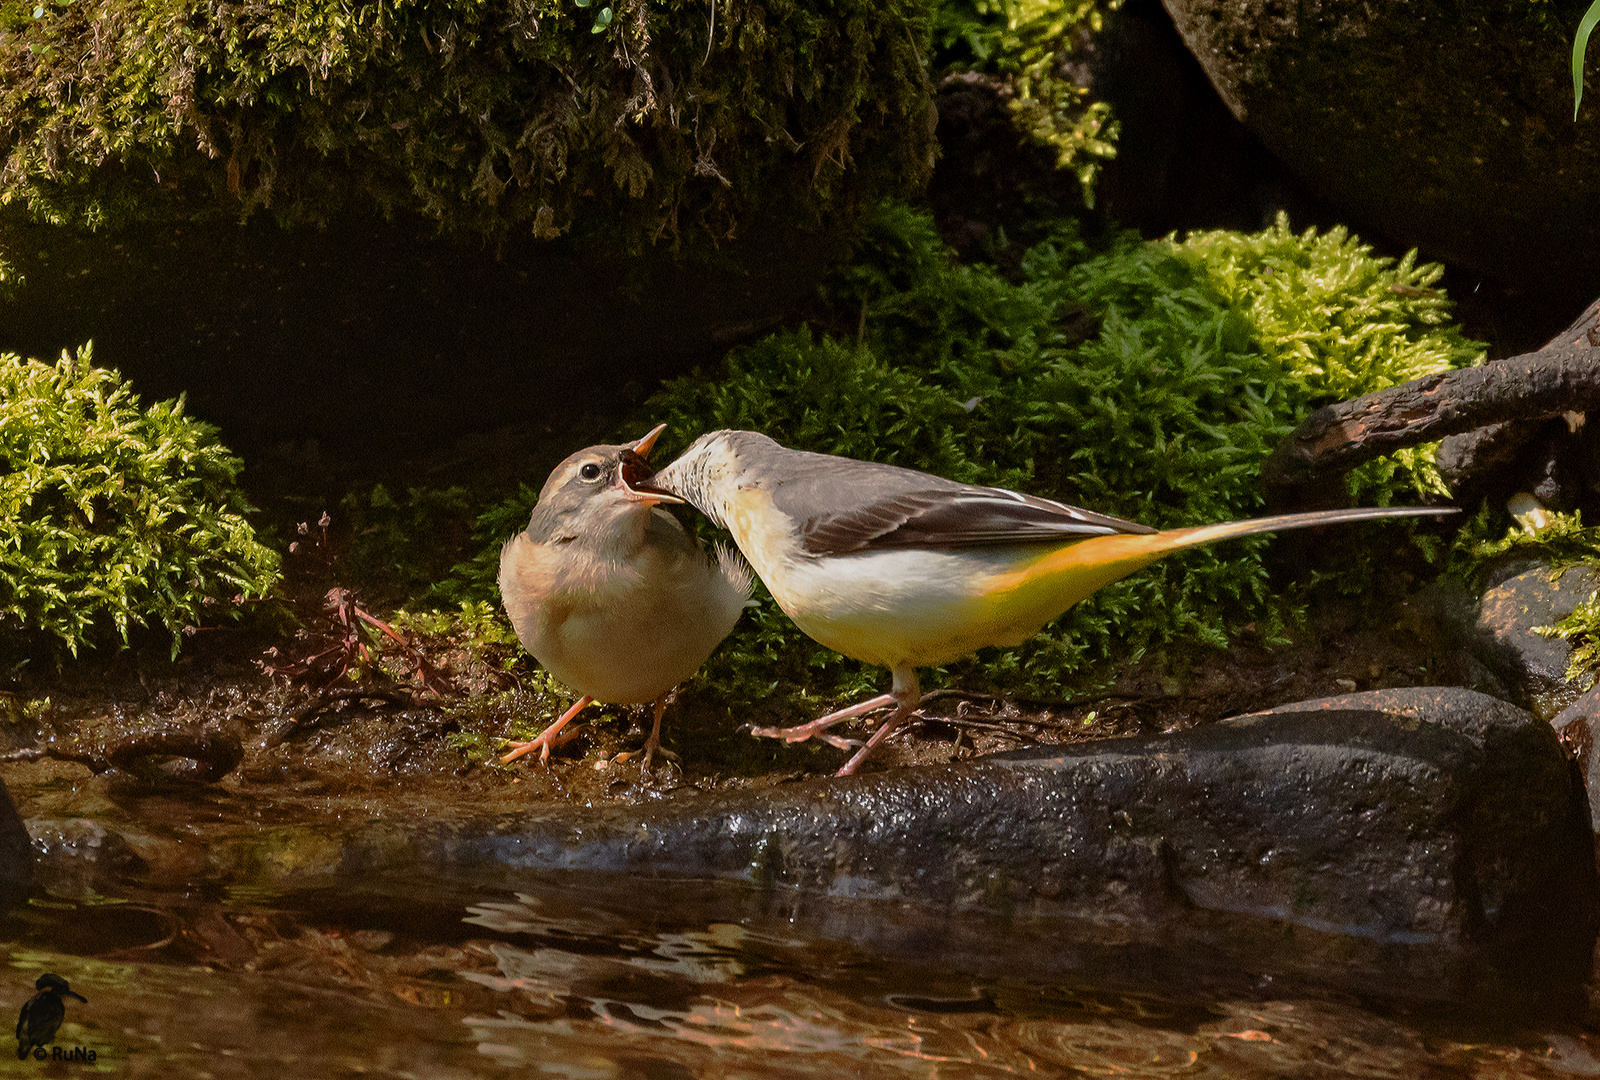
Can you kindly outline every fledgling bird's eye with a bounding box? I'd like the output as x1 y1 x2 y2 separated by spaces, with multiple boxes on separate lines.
578 462 603 482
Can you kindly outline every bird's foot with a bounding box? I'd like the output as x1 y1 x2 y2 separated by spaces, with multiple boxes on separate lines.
747 692 896 750
500 723 585 764
745 721 863 751
501 695 594 765
834 710 917 777
614 743 680 774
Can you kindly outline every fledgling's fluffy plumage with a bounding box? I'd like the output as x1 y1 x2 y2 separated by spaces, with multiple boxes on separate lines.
498 425 750 769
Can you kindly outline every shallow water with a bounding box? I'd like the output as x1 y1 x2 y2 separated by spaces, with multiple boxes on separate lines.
3 871 1599 1079
3 757 1598 1078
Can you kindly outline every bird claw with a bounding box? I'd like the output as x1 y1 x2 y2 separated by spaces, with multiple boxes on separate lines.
616 744 680 775
500 724 584 765
747 724 801 743
747 723 860 750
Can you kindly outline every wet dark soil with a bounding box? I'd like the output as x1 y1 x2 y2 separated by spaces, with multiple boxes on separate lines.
0 574 1480 816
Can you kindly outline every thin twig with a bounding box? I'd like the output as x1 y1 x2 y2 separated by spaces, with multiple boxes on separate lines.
917 687 1174 711
910 715 1031 738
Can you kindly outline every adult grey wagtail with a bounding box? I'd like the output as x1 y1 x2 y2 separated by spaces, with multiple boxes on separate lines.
644 429 1458 776
497 424 751 771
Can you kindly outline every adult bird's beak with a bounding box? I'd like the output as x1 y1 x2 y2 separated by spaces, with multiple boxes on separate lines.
627 423 669 459
618 424 686 505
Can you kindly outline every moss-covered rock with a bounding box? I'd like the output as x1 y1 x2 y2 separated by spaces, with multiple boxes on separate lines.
1162 0 1600 302
0 345 280 656
0 0 936 245
932 0 1122 200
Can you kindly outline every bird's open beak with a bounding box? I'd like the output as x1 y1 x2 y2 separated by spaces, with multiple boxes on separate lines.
617 451 686 506
627 423 669 460
618 423 685 505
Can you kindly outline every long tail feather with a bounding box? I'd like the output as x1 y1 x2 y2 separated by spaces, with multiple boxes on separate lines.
1157 505 1458 551
1004 505 1457 619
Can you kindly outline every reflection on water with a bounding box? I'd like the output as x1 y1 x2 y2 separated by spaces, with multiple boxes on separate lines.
2 882 1596 1079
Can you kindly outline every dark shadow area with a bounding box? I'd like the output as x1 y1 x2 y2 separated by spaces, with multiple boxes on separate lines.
0 214 841 503
928 0 1588 357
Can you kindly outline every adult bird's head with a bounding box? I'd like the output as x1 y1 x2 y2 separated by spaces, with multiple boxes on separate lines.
640 429 768 530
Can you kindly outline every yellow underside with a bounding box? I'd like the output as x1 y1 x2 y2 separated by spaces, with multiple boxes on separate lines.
775 528 1222 669
962 529 1207 651
730 478 1434 671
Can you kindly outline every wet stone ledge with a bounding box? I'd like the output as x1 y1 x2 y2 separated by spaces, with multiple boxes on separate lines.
310 687 1598 1007
15 688 1595 1006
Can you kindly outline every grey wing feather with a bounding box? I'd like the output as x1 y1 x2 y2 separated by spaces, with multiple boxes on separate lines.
762 450 1156 555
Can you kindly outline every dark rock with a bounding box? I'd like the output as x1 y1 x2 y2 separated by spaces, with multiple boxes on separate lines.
1528 419 1592 512
309 691 1595 1006
1439 412 1596 520
1242 684 1544 740
927 74 1084 265
1473 565 1599 719
104 724 244 786
1160 0 1600 306
1552 685 1600 834
0 776 32 913
25 818 146 902
925 0 1347 269
1087 0 1338 238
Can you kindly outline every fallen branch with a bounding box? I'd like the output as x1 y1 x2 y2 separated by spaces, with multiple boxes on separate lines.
1262 299 1600 500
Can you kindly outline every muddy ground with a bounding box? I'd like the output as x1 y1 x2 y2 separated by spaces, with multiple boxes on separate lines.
0 571 1481 814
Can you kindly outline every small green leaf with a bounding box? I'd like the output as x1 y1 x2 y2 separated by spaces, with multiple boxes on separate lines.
1575 0 1600 120
592 6 612 30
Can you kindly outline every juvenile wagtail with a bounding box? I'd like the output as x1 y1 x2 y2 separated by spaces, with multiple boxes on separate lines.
646 429 1458 776
497 425 751 771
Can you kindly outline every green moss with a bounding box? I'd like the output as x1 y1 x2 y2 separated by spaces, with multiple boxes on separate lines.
1556 598 1600 689
1455 507 1600 691
1538 586 1600 691
390 600 523 669
1449 505 1600 586
934 0 1121 199
1177 218 1479 501
0 344 280 656
0 0 934 246
341 483 474 607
